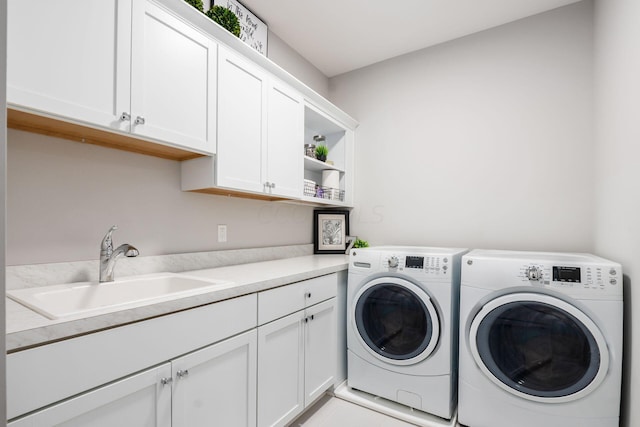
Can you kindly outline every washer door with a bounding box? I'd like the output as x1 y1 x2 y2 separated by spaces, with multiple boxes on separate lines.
352 277 440 366
469 293 609 403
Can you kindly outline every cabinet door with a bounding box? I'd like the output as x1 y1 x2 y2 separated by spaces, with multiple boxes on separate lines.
8 363 171 427
217 46 267 193
257 310 305 427
130 0 216 153
172 330 257 427
304 299 337 406
7 0 131 132
266 80 303 198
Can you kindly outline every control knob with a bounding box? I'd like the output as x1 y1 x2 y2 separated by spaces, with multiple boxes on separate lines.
525 266 542 281
388 256 399 269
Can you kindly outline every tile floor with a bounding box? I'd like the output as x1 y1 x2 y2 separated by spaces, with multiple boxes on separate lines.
289 395 418 427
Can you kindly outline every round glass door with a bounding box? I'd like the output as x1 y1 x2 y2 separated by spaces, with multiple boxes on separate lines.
469 293 609 402
353 277 439 365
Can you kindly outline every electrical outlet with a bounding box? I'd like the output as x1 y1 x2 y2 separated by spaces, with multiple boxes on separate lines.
218 225 227 243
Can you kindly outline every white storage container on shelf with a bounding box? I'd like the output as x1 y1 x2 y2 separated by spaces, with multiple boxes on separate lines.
302 103 355 207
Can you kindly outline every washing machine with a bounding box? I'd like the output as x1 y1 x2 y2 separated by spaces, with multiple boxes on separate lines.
458 249 623 427
347 246 468 420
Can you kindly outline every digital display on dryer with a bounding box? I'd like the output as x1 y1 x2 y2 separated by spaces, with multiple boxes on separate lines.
405 256 424 269
553 266 581 283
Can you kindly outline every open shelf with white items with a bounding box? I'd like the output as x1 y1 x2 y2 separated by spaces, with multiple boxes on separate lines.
302 103 355 207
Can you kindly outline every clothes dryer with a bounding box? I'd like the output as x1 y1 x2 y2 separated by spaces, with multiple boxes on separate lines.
347 246 468 420
458 249 623 427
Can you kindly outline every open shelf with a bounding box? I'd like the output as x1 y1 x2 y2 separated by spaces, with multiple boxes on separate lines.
303 156 345 173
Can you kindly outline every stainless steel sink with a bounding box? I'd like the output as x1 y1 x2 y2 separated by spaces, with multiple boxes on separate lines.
7 273 234 320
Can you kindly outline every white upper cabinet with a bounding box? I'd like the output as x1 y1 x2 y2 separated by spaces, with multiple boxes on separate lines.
7 0 217 155
130 0 217 153
217 46 268 193
187 45 303 199
266 80 304 198
8 0 355 202
7 0 132 131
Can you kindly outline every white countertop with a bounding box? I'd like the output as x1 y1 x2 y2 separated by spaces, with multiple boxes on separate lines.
6 255 349 352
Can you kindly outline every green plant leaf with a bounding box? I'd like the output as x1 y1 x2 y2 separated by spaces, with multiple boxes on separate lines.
315 144 328 157
184 0 204 12
206 6 241 37
353 239 369 248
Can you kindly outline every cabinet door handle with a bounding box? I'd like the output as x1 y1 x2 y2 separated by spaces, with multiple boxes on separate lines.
306 292 312 298
120 112 131 121
311 314 315 321
135 116 146 125
271 182 276 189
304 317 308 323
177 369 189 379
160 377 173 386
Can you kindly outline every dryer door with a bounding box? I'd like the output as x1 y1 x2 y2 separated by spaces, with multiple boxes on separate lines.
469 292 609 403
352 277 440 366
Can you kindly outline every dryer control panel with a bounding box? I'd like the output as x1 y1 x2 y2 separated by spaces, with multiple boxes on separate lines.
517 262 621 295
461 250 623 299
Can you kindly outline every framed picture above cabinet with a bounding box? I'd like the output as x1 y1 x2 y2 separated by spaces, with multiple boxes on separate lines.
314 210 350 254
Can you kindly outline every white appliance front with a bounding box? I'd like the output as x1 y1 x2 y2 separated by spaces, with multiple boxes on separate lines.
347 246 467 420
458 250 623 427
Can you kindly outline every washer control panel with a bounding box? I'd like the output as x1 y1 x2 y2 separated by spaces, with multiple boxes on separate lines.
383 254 450 276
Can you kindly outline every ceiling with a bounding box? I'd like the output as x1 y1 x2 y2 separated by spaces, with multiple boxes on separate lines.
239 0 583 77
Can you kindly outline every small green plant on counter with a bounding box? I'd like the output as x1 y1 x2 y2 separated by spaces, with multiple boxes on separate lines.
184 0 204 12
206 6 241 37
353 239 369 248
315 144 329 161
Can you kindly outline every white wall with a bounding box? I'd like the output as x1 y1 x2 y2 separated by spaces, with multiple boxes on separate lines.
329 2 594 253
267 32 329 98
593 1 640 425
6 130 313 265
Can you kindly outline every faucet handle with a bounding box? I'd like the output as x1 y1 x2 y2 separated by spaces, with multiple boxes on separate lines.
101 225 118 253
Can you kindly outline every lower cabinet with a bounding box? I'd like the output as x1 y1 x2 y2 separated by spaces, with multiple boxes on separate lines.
9 330 257 427
7 274 340 427
172 330 257 427
257 310 305 427
8 364 173 427
303 299 337 405
257 295 337 427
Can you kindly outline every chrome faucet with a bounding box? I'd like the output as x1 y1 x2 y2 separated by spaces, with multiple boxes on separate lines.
99 225 139 283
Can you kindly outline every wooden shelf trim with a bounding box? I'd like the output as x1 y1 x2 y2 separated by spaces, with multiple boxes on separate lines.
7 108 205 161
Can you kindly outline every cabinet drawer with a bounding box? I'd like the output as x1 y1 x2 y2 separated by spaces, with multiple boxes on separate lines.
258 274 337 325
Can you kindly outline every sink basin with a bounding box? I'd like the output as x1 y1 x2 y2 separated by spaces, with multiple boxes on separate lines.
7 273 234 320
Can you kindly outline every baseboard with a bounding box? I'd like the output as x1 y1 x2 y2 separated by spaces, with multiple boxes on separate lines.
332 381 460 427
